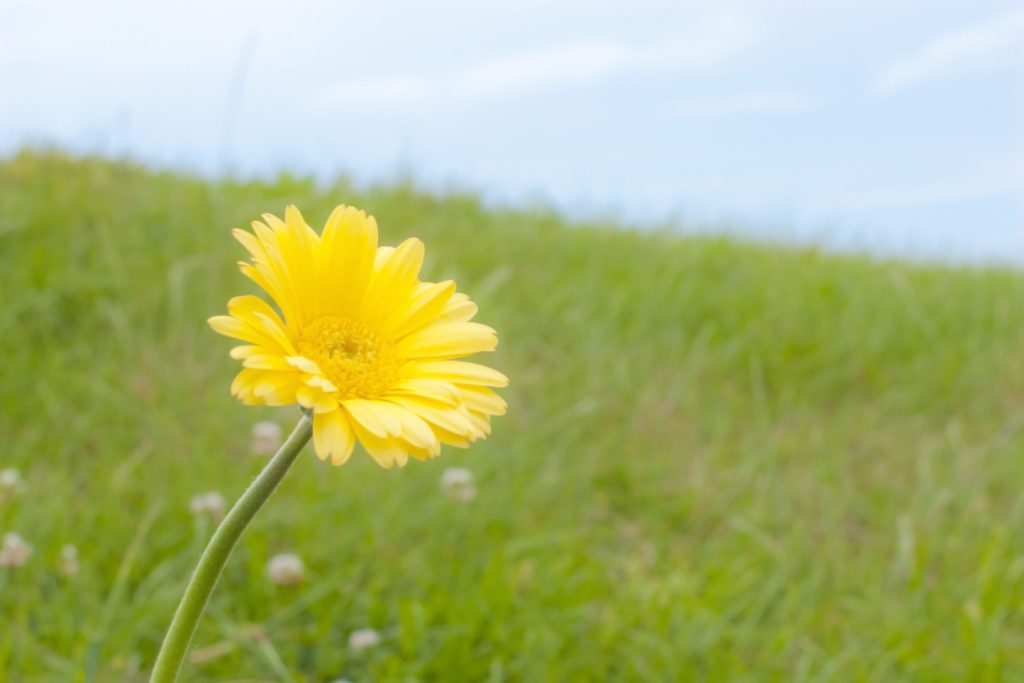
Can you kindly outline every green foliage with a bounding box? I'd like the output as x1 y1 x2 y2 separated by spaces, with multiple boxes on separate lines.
2 150 1024 681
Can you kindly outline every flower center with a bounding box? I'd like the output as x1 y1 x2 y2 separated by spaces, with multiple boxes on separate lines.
297 317 400 400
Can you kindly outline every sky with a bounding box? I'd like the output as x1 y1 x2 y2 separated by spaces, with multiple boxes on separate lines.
2 0 1022 263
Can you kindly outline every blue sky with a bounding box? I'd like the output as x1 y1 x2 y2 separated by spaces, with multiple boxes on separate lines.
2 0 1022 262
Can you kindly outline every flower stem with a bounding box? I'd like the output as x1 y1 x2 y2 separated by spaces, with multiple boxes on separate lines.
150 413 313 683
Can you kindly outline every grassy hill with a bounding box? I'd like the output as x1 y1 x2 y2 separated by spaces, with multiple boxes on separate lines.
2 150 1024 682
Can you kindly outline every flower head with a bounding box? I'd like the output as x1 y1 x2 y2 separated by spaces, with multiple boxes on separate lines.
348 628 381 651
267 552 306 586
189 492 227 523
60 544 80 577
210 205 507 468
250 420 283 456
0 468 22 500
0 532 32 568
440 467 477 501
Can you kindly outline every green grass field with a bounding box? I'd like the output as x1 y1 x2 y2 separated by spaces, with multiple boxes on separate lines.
3 150 1024 682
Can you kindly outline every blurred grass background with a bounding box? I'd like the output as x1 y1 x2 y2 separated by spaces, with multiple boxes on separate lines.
2 150 1024 682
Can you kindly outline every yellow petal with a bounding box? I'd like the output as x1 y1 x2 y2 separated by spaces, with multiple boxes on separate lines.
222 294 295 354
229 345 261 359
238 225 304 326
285 355 323 375
342 399 402 438
441 292 478 322
209 315 255 343
252 372 304 406
388 378 460 404
230 369 266 404
313 409 355 465
285 205 320 243
317 205 378 317
349 418 409 469
407 360 509 387
389 280 456 337
238 261 293 327
251 220 284 259
384 403 440 453
232 227 271 264
465 409 493 436
296 385 339 413
386 395 478 438
242 354 294 371
360 238 424 326
396 322 497 359
252 313 297 355
374 245 395 264
303 373 339 393
243 215 310 327
458 386 507 416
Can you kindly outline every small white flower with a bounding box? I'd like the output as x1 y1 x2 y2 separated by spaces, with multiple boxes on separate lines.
0 468 22 499
440 467 476 502
0 532 33 568
189 492 227 523
251 421 283 456
348 628 381 651
60 544 80 577
0 468 20 488
267 553 305 586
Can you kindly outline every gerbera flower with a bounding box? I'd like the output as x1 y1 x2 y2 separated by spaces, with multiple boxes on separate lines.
208 205 507 468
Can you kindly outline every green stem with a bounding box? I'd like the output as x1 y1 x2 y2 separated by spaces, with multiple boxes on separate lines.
150 413 313 683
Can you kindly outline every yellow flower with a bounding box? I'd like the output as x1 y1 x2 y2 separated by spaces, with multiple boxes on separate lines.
209 205 507 468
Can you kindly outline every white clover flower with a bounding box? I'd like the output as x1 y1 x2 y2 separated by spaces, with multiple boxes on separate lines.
0 532 33 568
189 492 227 523
250 421 284 456
440 467 476 502
0 468 20 488
0 468 22 500
267 553 305 586
60 544 80 577
348 628 381 651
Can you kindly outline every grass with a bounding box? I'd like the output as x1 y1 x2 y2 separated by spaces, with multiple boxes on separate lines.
2 149 1024 682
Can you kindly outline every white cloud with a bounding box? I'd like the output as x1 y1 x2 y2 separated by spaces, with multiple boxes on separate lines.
872 7 1024 95
318 11 759 108
664 89 819 117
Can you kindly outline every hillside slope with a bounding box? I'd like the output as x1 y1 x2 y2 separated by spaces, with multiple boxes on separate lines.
2 151 1024 681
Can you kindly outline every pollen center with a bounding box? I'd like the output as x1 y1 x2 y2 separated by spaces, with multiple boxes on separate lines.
298 317 400 400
